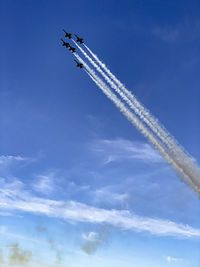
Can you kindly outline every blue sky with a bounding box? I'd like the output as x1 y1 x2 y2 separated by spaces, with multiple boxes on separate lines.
0 0 200 266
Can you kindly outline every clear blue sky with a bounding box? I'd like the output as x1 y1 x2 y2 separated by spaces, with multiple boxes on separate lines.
0 0 200 266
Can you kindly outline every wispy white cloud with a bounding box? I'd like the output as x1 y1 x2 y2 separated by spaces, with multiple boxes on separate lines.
165 256 183 263
90 186 129 207
82 232 100 242
0 177 24 194
32 172 56 195
32 170 90 197
0 155 32 177
91 138 162 164
0 155 29 167
0 179 200 239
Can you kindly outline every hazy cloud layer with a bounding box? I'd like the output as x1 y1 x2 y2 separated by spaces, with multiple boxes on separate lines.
0 179 200 239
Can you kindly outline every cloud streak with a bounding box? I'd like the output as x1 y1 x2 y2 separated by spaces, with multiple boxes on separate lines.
91 138 163 164
0 155 28 165
91 188 129 205
0 180 200 239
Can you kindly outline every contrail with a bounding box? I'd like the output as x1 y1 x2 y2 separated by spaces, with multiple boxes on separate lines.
78 42 200 192
74 41 175 149
74 53 196 190
80 43 200 195
83 44 192 155
74 41 170 147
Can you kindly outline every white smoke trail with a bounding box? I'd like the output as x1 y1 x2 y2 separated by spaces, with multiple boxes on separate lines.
74 41 177 152
83 44 191 154
74 41 172 148
74 53 196 190
82 44 200 195
73 41 141 115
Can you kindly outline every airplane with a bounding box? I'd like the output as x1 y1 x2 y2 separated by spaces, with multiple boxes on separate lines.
63 29 72 39
75 34 84 44
61 38 70 48
68 45 76 53
74 60 84 68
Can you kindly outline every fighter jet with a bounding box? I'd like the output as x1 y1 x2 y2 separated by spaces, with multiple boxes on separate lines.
75 34 84 44
74 60 84 68
61 38 70 48
63 29 72 39
68 45 76 53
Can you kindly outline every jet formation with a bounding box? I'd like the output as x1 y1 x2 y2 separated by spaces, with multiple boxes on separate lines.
61 29 84 68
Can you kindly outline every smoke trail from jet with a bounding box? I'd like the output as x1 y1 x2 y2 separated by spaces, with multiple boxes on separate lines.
74 41 142 116
74 41 178 153
82 44 200 195
74 53 195 188
74 41 170 146
82 45 192 154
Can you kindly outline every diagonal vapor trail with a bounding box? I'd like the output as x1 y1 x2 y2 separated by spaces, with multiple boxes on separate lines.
74 43 200 195
74 41 177 150
74 53 196 190
83 44 196 158
83 43 181 151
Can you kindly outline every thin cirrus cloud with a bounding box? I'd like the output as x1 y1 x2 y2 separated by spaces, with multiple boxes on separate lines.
0 179 200 239
32 173 56 195
90 187 130 206
32 172 90 197
165 256 183 263
0 155 32 177
91 138 163 164
0 155 29 167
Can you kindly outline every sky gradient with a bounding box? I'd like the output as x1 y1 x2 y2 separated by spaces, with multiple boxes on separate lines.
0 0 200 266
